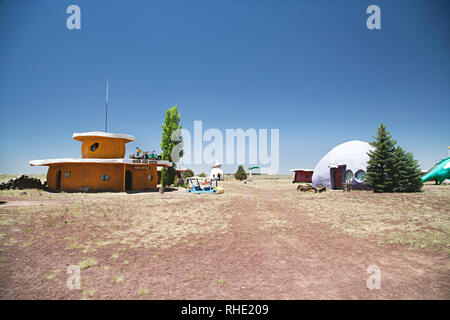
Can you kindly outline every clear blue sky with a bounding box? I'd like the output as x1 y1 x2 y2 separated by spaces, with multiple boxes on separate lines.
0 0 449 175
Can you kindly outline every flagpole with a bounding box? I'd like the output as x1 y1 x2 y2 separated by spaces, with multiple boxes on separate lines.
105 80 109 132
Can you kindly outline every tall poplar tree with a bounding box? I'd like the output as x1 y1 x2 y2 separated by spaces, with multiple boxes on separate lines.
160 105 182 187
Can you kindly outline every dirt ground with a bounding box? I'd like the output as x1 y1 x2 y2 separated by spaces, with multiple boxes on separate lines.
0 178 449 299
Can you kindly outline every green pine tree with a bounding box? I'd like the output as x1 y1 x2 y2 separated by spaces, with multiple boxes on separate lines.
366 123 423 193
365 123 397 192
234 165 247 181
402 151 423 192
160 105 183 187
392 147 423 192
392 146 409 192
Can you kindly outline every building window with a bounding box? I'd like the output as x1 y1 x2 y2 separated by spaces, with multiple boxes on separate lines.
64 171 71 178
148 174 153 180
355 170 365 182
345 170 353 182
90 142 99 151
100 174 110 181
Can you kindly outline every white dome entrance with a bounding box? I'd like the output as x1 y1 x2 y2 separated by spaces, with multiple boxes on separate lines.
210 160 224 180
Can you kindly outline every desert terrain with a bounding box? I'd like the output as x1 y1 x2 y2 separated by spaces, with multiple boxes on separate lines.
0 176 449 299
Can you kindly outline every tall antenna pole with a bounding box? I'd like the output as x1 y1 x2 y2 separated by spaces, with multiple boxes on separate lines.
105 80 109 132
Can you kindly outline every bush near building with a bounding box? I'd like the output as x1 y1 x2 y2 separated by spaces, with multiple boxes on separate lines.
182 169 194 179
234 165 247 181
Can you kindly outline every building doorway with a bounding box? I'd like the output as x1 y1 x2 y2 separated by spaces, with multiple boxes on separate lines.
56 170 61 191
330 165 346 190
333 170 342 189
125 170 132 191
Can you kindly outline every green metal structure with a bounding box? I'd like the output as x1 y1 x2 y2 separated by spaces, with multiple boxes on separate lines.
421 157 450 184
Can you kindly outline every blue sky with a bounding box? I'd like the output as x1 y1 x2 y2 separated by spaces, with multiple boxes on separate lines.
0 0 449 175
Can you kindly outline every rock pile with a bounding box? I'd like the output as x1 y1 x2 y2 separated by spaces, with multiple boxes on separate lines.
297 183 314 192
0 175 47 190
296 183 326 193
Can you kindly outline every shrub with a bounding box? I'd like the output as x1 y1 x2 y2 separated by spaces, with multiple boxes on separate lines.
234 165 247 181
182 169 194 179
161 167 176 187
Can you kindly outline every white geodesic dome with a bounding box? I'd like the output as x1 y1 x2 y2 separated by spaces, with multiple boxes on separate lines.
311 140 374 189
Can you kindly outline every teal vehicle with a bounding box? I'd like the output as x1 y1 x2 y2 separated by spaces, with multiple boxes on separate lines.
421 157 450 184
186 177 224 194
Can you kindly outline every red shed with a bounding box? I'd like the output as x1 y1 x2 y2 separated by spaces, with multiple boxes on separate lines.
290 169 314 183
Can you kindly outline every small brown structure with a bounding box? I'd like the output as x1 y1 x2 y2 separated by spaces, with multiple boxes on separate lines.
290 169 314 183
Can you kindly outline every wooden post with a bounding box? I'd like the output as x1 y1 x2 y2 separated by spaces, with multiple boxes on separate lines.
122 164 126 192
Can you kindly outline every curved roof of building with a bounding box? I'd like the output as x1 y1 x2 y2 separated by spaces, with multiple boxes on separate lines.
29 158 171 167
72 132 135 142
212 160 223 168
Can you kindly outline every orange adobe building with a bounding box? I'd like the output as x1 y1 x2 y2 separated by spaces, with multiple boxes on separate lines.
29 132 171 192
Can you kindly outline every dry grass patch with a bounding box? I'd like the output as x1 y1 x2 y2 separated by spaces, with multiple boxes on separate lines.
0 189 234 275
138 288 149 295
78 257 98 270
81 289 97 300
112 274 124 283
44 269 61 280
285 185 450 253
